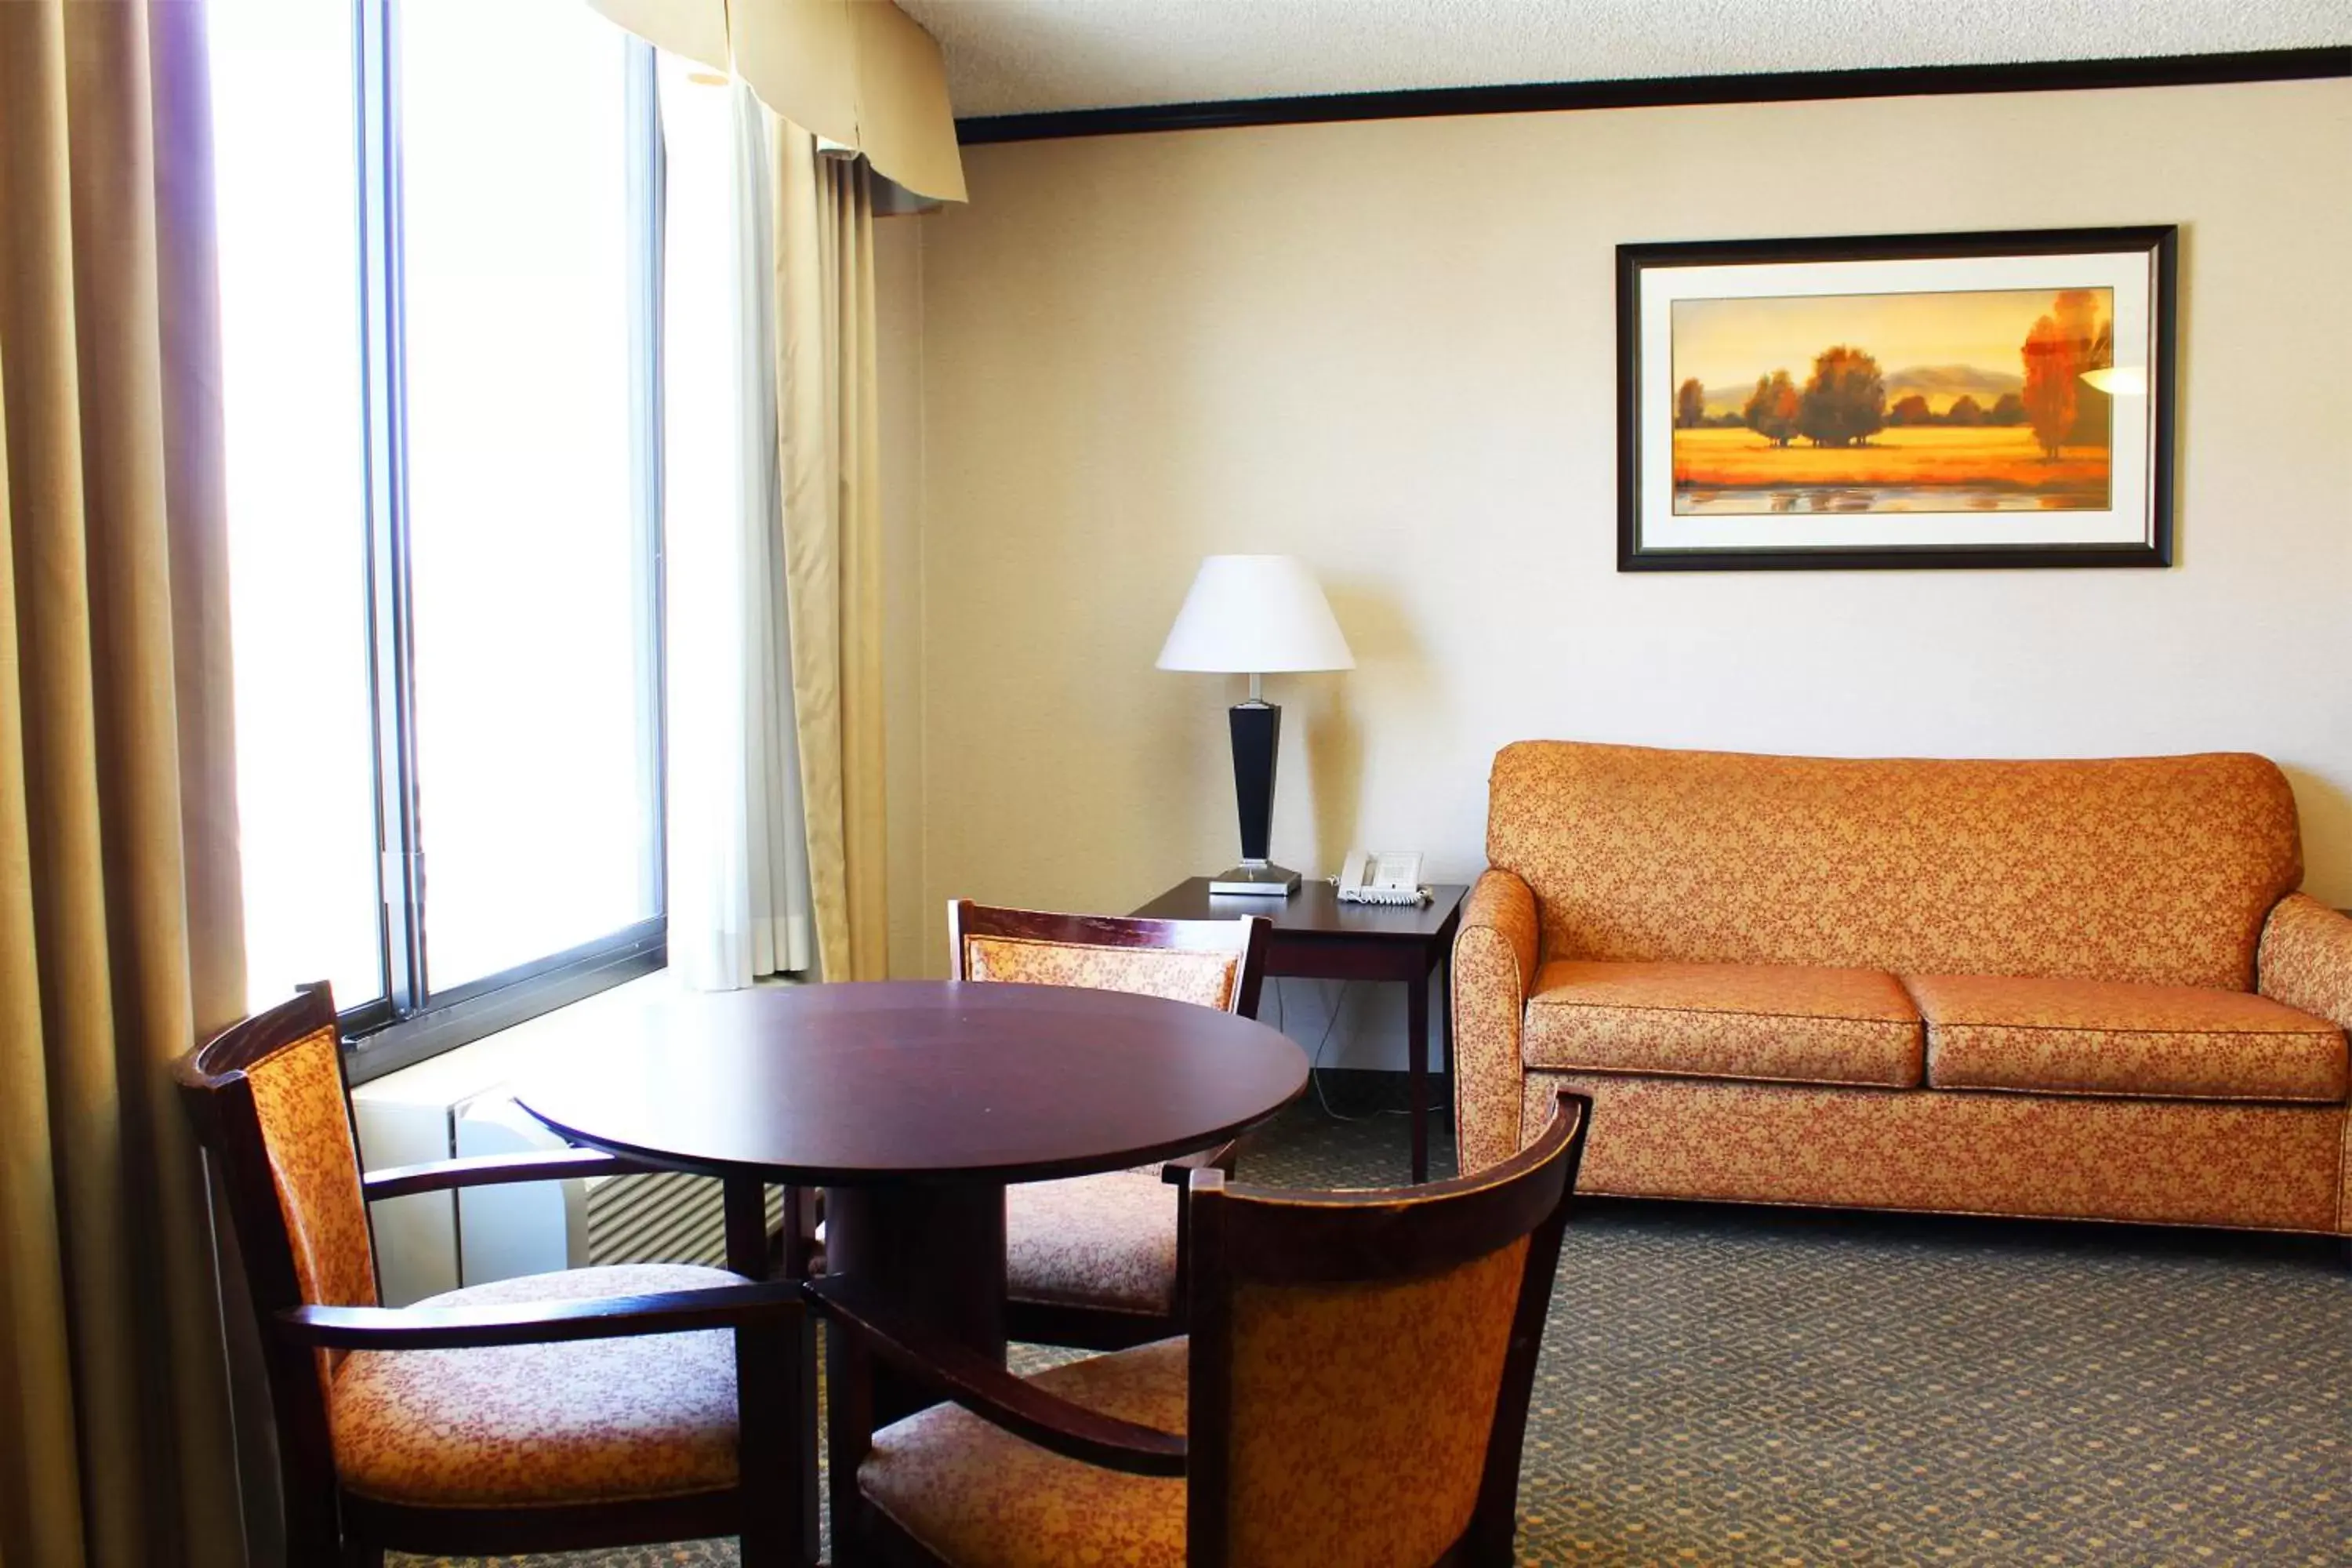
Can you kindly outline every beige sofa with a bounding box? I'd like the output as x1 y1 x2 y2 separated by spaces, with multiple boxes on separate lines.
1451 742 2352 1238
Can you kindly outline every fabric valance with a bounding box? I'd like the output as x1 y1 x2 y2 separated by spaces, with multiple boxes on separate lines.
589 0 965 203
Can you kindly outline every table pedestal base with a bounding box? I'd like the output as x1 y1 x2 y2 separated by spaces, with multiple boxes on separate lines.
825 1181 1008 1421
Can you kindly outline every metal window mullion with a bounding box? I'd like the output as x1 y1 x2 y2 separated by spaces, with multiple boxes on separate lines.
626 40 669 927
356 0 426 1018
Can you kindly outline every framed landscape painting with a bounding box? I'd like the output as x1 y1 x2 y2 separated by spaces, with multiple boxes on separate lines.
1617 226 2176 571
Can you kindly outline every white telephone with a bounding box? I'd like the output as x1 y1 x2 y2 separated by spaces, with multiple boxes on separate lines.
1335 849 1428 906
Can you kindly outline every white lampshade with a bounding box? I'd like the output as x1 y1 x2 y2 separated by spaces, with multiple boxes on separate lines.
1154 555 1356 674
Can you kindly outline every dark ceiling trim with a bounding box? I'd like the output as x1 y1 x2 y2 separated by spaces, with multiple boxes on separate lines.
956 45 2350 145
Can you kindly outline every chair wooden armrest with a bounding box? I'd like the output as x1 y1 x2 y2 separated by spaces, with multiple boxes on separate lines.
274 1280 802 1351
362 1147 652 1201
1160 1139 1240 1185
803 1276 1187 1477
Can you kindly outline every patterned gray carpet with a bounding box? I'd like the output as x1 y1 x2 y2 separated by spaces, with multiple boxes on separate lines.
402 1083 2350 1566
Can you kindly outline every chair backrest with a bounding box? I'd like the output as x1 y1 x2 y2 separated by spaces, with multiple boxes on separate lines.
174 985 379 1419
948 901 1270 1016
1181 1092 1591 1568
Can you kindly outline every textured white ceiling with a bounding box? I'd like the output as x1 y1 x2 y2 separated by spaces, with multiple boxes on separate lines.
897 0 2352 119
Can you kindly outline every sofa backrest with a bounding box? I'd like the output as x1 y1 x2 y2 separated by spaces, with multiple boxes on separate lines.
1486 742 2303 990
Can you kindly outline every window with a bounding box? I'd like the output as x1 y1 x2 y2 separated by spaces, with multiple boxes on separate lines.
397 2 660 993
209 0 665 1075
211 0 382 1016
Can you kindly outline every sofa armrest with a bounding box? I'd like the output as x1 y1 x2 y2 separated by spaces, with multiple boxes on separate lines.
1452 868 1541 1174
2259 894 2352 1034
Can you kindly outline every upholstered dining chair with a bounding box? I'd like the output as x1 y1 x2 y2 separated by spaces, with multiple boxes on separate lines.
174 985 813 1567
813 1089 1593 1568
948 900 1272 1349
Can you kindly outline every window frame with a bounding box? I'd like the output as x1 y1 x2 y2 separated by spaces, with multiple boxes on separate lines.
339 0 669 1083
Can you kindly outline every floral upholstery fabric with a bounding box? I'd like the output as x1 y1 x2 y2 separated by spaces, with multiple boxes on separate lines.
331 1264 745 1507
1485 742 2301 989
861 1337 1189 1567
1452 868 1539 1173
863 1242 1530 1566
1911 972 2348 1103
245 1025 379 1312
967 921 1236 1319
963 935 1240 1011
1224 1240 1527 1567
2343 1116 2352 1233
243 1025 378 1394
1525 960 1923 1087
1007 1168 1179 1316
1528 1070 2347 1233
2258 893 2352 1032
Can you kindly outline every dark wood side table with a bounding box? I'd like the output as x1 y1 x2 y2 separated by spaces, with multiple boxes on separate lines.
1133 877 1468 1182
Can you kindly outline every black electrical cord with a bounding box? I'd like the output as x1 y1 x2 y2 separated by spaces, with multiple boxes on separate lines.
1276 978 1384 1122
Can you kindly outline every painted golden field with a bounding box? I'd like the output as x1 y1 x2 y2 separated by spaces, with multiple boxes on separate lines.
1672 425 2110 494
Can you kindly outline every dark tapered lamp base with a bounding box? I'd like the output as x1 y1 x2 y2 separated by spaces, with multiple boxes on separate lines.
1208 861 1301 897
1211 698 1298 897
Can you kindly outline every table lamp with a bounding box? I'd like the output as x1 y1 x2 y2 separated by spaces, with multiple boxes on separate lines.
1156 554 1355 896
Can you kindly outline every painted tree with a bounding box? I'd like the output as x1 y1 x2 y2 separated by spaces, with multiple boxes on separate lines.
1888 393 1933 426
1742 370 1801 446
1988 391 2026 426
2056 289 2114 448
1797 346 1886 448
2021 313 2078 459
1944 394 1986 427
1675 378 1705 430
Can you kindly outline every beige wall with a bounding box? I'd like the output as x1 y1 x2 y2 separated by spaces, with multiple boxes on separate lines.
884 78 2352 1065
877 216 931 981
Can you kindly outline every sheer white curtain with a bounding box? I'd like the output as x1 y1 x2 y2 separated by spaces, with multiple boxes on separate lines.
661 59 812 988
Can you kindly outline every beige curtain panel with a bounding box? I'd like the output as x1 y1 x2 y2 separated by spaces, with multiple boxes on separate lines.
774 125 890 982
595 0 929 978
0 4 248 1566
590 0 967 203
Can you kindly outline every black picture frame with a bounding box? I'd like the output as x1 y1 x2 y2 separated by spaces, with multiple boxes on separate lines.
1616 224 2178 572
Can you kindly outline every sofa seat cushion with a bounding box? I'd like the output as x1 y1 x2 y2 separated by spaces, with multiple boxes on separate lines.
1911 973 2349 1103
1523 960 1923 1087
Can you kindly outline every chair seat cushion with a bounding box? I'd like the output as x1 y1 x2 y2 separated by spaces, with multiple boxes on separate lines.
862 1337 1189 1568
1007 1169 1179 1316
1911 973 2349 1102
329 1263 745 1507
1523 960 1923 1087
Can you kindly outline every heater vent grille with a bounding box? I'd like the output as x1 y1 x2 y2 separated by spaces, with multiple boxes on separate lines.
584 1171 786 1269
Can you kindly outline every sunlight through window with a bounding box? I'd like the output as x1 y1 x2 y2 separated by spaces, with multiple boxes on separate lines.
209 0 383 1012
399 0 659 991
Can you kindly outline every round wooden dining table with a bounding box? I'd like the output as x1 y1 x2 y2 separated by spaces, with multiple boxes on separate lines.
513 978 1308 1410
